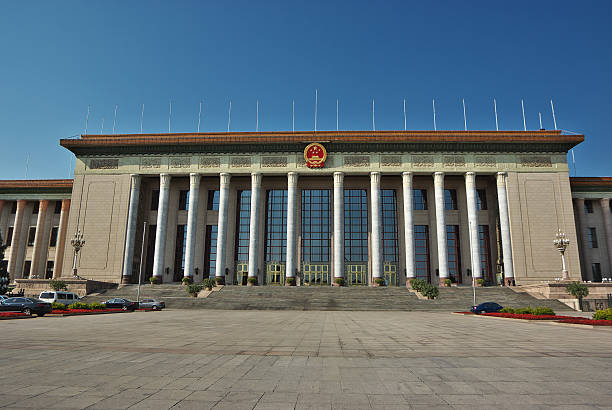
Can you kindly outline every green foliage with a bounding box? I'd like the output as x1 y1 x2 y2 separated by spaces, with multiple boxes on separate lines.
593 308 612 320
532 306 555 316
422 284 439 299
214 276 225 285
181 276 193 285
566 282 589 299
476 278 485 286
88 302 105 310
247 277 258 285
51 302 67 310
150 276 160 285
500 306 556 315
202 278 216 290
443 278 452 287
409 278 427 292
286 277 296 286
186 283 204 295
67 302 90 310
334 277 345 286
49 279 68 291
374 277 386 286
499 307 515 313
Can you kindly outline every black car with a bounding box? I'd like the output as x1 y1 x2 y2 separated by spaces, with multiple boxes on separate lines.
0 297 52 316
470 302 503 314
103 298 138 311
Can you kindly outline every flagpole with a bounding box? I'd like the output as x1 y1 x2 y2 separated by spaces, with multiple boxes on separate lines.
432 99 437 131
494 99 499 131
521 99 526 131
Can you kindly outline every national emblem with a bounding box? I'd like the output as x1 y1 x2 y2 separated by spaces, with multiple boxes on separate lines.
304 143 327 168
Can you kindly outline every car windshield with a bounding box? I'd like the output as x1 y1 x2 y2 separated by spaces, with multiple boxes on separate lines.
40 293 54 298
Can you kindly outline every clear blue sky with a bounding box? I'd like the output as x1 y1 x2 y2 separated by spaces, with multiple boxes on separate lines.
1 1 610 179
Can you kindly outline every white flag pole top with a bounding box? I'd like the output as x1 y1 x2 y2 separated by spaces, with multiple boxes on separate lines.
112 104 118 134
494 98 499 131
403 99 407 131
462 98 467 131
432 99 437 131
140 103 144 134
539 112 543 130
85 104 90 134
521 99 526 131
100 117 104 134
227 100 232 132
551 99 558 130
197 100 202 133
168 100 172 133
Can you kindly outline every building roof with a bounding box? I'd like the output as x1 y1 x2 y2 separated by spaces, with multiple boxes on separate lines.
0 179 74 198
60 130 584 155
570 177 612 191
0 179 73 189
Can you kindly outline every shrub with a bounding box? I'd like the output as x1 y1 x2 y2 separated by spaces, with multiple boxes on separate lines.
566 282 589 299
186 283 203 296
477 278 485 286
443 278 452 287
51 302 67 310
49 279 67 291
593 308 612 321
202 278 216 290
532 306 555 316
214 276 225 285
150 276 160 285
334 277 345 286
409 278 426 292
422 284 439 300
181 276 193 285
499 307 515 313
374 277 386 286
286 277 296 286
88 302 106 310
514 307 533 314
67 302 90 310
247 277 258 285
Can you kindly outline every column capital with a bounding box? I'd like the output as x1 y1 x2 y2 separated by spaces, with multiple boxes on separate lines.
39 199 49 212
219 173 231 187
189 173 201 186
465 171 476 177
287 172 299 187
599 198 610 208
333 171 344 186
401 171 413 178
433 171 444 185
159 173 171 188
130 173 141 183
61 199 71 212
251 172 262 187
370 171 381 185
16 199 27 208
574 197 585 204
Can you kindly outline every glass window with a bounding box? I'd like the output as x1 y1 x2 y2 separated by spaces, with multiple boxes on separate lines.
27 227 36 246
265 190 288 262
32 202 39 215
49 227 59 247
301 190 331 263
178 190 189 211
444 189 458 210
207 190 220 210
478 225 492 281
592 263 602 282
54 201 62 214
414 225 430 282
173 225 186 281
381 190 399 262
344 189 368 262
6 227 13 246
588 228 598 248
584 200 593 214
476 189 487 210
235 190 251 262
413 189 428 210
446 225 461 283
151 190 159 211
10 202 17 214
204 225 218 277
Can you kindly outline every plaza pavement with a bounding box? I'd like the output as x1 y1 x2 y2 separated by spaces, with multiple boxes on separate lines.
1 310 611 409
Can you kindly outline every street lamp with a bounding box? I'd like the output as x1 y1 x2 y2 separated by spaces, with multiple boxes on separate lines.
553 229 570 281
70 230 86 278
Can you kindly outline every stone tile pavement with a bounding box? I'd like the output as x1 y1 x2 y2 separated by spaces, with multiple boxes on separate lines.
1 310 611 409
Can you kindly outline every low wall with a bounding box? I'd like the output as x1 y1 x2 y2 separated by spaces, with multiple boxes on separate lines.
514 282 612 311
12 279 116 298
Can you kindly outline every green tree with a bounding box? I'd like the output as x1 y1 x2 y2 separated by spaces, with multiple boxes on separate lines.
0 233 9 295
566 282 589 310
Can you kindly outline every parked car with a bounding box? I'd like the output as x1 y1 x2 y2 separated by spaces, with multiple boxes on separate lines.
103 298 138 311
138 299 165 310
0 295 8 302
0 297 52 316
470 302 503 314
39 291 80 305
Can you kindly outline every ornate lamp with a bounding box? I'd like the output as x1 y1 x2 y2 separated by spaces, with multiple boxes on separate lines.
553 229 570 280
70 230 86 278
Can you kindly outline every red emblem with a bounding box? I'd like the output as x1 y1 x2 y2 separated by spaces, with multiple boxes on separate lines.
304 143 327 168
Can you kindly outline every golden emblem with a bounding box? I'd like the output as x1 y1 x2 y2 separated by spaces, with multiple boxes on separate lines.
304 143 327 168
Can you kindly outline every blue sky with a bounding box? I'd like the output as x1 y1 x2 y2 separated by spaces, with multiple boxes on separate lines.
1 1 610 179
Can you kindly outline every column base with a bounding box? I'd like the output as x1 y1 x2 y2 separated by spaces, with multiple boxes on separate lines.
332 278 344 287
285 277 296 286
151 276 163 284
372 279 385 287
406 279 415 289
439 278 451 287
561 270 569 281
121 276 131 285
246 277 258 286
504 277 515 286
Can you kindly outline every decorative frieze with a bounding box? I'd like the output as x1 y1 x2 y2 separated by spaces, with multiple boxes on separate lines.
344 155 370 167
230 156 251 168
261 156 287 168
140 157 161 169
380 155 402 167
169 157 191 168
474 155 496 167
443 155 466 167
412 155 434 167
521 155 552 168
89 158 119 169
199 156 221 168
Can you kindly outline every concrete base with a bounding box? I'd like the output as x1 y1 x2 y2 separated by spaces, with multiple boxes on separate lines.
120 276 131 285
439 278 451 287
332 281 343 287
152 275 163 284
505 278 515 286
246 280 257 287
13 278 116 298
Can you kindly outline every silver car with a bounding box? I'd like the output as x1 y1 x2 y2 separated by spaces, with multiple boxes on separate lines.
138 299 165 310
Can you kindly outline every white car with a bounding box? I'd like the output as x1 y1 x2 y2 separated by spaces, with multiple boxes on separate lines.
39 291 80 305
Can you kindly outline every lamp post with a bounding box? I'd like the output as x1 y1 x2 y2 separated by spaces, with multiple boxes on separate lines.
553 229 570 281
70 231 85 278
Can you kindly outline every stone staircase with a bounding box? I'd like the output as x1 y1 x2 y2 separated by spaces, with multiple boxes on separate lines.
83 284 573 312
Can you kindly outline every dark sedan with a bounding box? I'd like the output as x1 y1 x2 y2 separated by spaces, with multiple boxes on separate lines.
0 297 52 316
138 299 165 310
103 298 138 311
470 302 503 314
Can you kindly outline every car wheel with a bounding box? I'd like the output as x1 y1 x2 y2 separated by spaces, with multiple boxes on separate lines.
152 306 158 311
23 308 31 316
122 306 128 311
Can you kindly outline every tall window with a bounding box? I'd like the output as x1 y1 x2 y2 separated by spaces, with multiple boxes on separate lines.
265 190 287 262
414 225 430 282
173 225 186 281
49 227 59 247
584 200 593 214
476 189 487 210
207 190 220 210
54 201 62 214
204 225 218 277
592 263 602 282
10 202 17 214
413 189 428 210
447 225 461 283
588 227 598 248
151 190 159 210
178 190 189 211
381 190 399 262
444 189 458 210
344 189 368 262
27 227 36 246
235 190 251 262
6 227 14 246
45 261 54 279
301 190 331 263
32 202 39 214
478 225 492 281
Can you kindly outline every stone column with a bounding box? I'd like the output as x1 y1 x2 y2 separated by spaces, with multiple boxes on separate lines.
247 173 262 284
434 172 448 285
215 173 231 280
333 172 345 285
465 172 482 284
574 198 590 280
53 200 70 278
8 200 26 279
402 172 415 287
29 200 49 278
183 173 201 279
152 174 171 282
0 200 5 241
121 174 141 284
285 172 298 284
600 198 612 279
496 172 515 285
370 172 383 285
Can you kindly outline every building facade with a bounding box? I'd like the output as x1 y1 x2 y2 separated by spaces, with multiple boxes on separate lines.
3 130 610 287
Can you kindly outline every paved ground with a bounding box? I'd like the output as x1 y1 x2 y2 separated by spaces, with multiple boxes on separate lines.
1 310 611 409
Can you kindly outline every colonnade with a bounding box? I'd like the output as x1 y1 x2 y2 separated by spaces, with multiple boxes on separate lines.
121 171 515 285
